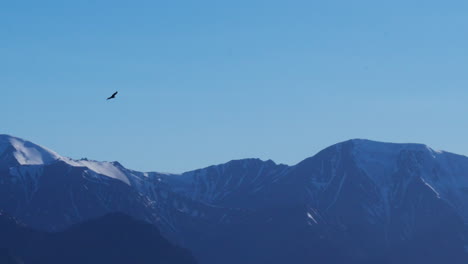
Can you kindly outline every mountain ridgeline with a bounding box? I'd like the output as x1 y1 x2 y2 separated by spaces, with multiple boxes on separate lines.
1 134 468 263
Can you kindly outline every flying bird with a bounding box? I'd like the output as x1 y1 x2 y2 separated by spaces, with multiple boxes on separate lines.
107 91 118 100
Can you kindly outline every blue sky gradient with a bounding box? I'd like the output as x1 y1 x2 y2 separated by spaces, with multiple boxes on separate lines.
2 0 468 172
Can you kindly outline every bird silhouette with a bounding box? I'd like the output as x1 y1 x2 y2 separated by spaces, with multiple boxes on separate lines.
107 91 118 100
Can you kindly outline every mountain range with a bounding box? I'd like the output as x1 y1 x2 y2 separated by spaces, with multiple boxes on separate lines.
1 134 468 263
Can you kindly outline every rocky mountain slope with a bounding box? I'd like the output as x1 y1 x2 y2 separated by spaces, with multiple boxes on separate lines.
1 134 467 263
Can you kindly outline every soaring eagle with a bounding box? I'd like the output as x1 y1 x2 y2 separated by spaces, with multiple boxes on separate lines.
107 91 118 100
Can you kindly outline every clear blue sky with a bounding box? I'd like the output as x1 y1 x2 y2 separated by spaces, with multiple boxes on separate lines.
2 0 468 173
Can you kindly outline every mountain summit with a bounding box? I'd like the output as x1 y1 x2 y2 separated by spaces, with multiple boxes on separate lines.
0 134 131 184
0 135 60 167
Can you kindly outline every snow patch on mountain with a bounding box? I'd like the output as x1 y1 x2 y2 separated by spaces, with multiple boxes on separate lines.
0 135 131 185
0 135 61 165
64 159 130 185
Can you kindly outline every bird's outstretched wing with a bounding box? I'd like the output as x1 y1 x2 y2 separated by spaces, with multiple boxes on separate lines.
107 91 118 100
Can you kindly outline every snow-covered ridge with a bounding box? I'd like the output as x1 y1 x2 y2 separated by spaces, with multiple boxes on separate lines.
0 135 131 185
3 134 468 192
0 134 61 165
348 138 462 179
63 159 130 185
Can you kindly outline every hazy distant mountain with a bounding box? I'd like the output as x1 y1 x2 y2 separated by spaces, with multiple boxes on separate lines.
1 134 468 263
0 211 197 264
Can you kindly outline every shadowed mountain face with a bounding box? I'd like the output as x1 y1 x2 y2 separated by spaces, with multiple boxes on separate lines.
0 249 21 264
0 211 197 264
1 134 468 263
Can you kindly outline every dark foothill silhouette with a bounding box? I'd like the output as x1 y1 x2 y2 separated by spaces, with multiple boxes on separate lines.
0 212 197 264
107 91 118 100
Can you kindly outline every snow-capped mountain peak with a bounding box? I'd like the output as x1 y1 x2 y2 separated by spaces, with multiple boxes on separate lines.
0 134 61 165
311 138 468 220
0 135 130 185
